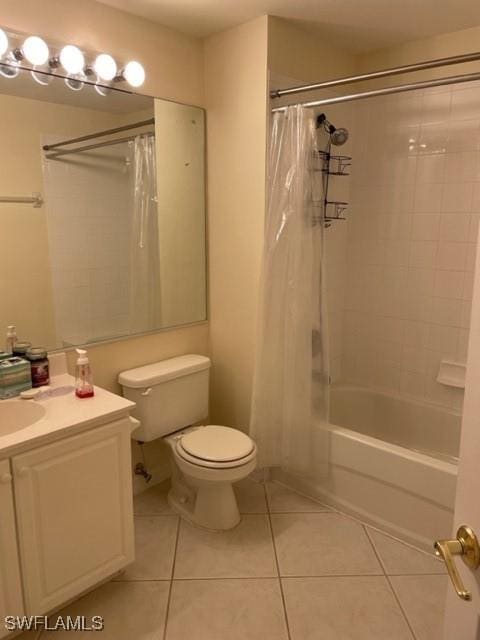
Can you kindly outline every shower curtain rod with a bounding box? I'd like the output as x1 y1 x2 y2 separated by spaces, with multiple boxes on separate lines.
270 50 480 99
42 118 155 152
271 70 480 112
45 131 155 159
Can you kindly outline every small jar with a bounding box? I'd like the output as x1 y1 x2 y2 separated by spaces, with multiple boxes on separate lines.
13 341 32 358
26 347 50 388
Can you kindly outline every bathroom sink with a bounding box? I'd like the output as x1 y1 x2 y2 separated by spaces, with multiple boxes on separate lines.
0 402 46 436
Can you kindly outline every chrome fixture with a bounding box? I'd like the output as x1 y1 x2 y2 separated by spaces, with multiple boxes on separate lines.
271 49 480 112
314 114 351 228
273 71 480 112
0 193 43 208
0 25 146 91
43 118 155 158
134 462 152 484
316 113 349 146
270 50 480 99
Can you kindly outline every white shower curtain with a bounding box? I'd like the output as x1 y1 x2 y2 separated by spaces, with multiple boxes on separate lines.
129 134 162 333
250 105 329 477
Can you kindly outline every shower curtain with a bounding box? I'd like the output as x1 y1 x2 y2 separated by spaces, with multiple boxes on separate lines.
129 134 162 333
250 105 329 477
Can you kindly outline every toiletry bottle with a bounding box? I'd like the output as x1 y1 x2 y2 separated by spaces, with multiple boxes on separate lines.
6 325 17 355
75 348 94 398
26 347 50 388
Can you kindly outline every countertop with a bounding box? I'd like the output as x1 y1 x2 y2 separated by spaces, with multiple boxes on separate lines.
0 357 135 457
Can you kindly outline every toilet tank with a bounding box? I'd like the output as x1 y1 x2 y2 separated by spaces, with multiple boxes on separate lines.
118 355 211 442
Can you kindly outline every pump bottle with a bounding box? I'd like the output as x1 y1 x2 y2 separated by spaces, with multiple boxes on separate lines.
5 325 17 355
75 348 94 398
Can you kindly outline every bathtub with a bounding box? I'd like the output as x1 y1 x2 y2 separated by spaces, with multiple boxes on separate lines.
273 385 460 550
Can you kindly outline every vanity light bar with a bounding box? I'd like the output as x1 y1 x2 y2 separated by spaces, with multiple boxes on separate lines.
0 26 146 91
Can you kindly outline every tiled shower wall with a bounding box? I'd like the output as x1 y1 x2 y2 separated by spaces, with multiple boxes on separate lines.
328 82 480 410
43 143 133 345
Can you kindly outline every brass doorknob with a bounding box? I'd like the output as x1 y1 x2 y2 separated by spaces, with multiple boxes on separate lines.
434 525 480 601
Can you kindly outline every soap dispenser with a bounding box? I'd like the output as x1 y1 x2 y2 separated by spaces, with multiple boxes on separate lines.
6 325 17 355
75 348 94 398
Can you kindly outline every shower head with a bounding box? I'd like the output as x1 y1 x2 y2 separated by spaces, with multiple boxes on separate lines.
330 127 349 146
316 113 349 146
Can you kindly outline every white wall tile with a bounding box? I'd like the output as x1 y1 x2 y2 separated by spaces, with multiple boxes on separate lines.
439 213 471 242
442 182 474 212
421 90 451 124
330 85 478 410
451 87 480 121
433 270 464 299
411 214 440 241
431 297 462 327
427 325 459 356
403 320 430 348
436 242 467 271
416 155 445 184
446 119 480 152
401 345 428 374
409 241 437 268
414 183 443 213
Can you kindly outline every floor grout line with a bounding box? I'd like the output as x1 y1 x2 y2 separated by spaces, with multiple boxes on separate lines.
162 515 181 640
365 521 443 561
133 513 177 517
264 482 293 640
364 525 418 640
114 571 445 582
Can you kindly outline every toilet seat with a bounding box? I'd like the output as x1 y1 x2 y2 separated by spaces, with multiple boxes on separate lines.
175 425 256 469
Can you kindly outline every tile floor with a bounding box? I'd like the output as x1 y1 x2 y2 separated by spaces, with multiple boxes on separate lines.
27 478 448 640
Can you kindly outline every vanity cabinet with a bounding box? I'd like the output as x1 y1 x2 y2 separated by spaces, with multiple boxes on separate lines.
0 459 24 639
11 418 134 615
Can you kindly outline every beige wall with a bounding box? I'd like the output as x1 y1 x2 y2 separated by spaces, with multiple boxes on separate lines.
357 25 480 84
3 0 209 398
204 16 269 430
268 17 356 84
204 16 358 432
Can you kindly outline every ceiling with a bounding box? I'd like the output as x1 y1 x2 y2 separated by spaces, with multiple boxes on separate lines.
98 0 480 53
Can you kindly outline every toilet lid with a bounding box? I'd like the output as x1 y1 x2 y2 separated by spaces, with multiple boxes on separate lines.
180 425 254 462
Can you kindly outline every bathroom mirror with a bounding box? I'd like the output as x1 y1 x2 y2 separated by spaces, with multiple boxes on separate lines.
0 67 206 351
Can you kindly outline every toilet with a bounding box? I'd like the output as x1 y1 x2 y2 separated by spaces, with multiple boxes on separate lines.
119 355 256 530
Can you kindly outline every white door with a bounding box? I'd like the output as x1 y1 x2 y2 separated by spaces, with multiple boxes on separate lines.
0 458 24 639
442 249 480 638
12 419 134 615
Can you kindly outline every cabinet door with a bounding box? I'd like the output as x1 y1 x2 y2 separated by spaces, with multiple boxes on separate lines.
13 419 134 615
0 459 24 639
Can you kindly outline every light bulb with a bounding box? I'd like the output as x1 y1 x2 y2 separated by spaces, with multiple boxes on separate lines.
0 29 8 57
123 61 145 87
59 45 84 75
22 36 49 66
94 53 117 81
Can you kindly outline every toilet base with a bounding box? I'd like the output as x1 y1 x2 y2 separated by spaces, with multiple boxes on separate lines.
168 481 241 531
163 427 256 531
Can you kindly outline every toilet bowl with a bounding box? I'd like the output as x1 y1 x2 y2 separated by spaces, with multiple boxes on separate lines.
165 425 257 530
118 355 256 531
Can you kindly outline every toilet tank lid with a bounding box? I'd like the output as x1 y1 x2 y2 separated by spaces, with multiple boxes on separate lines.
118 354 211 388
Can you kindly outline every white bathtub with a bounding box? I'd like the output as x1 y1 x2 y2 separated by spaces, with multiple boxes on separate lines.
274 385 460 550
